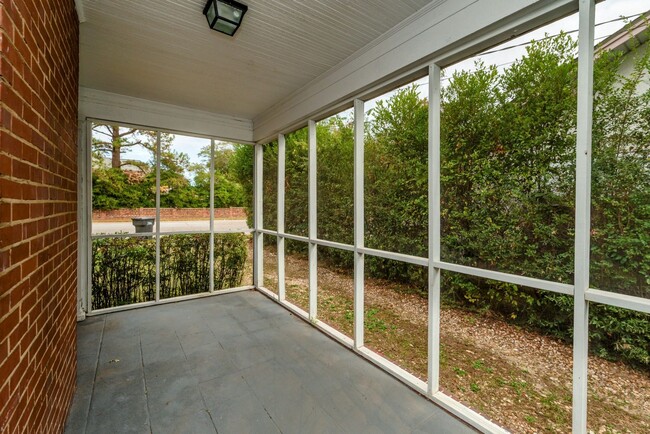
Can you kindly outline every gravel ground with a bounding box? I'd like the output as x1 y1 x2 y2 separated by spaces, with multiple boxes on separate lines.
263 247 650 433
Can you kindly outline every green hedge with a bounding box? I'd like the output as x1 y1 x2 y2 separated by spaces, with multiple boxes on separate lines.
233 34 650 368
92 233 248 309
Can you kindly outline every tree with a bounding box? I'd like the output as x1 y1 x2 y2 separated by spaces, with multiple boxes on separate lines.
189 143 246 208
91 125 202 209
91 124 177 172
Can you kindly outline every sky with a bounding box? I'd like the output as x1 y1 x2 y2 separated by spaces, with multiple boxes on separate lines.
98 0 648 166
443 0 647 78
366 0 649 111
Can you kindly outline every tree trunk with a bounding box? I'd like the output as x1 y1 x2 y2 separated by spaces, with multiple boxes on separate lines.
111 124 121 168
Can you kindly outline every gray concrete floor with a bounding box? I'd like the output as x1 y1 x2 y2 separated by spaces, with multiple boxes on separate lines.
64 291 477 434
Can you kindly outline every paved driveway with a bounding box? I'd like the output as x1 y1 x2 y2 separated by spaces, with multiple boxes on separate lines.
92 219 249 235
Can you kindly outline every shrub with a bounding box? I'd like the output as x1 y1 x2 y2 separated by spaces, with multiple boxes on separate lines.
231 34 650 368
92 233 248 309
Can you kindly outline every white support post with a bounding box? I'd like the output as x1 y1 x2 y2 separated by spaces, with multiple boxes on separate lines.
254 144 263 288
85 121 93 314
209 139 215 293
573 1 595 433
155 131 161 302
353 99 365 348
308 120 318 320
277 134 286 301
77 119 88 320
428 64 442 395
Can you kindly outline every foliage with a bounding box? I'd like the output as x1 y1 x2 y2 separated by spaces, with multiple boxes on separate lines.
92 168 155 210
229 143 255 225
231 33 650 368
92 234 248 309
591 42 650 298
365 87 429 284
437 35 650 368
92 133 248 210
317 116 355 246
262 142 279 230
92 236 156 309
160 233 247 297
185 144 246 209
285 128 310 238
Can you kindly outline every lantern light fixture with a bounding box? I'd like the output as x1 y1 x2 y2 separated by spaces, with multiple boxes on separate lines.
203 0 248 37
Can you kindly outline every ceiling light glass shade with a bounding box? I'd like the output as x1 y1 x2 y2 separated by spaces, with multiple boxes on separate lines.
203 0 248 36
214 19 238 36
217 2 242 22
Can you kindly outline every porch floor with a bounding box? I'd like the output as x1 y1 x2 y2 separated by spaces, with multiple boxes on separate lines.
64 291 476 433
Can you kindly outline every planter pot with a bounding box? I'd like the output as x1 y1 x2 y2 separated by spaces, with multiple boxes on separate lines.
132 217 155 233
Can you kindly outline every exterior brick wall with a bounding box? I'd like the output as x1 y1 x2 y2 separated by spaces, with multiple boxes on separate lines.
92 207 248 221
0 1 79 433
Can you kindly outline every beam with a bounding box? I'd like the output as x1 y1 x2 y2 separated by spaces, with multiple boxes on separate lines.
254 144 263 288
427 63 441 395
79 87 253 143
353 98 365 349
277 134 286 301
308 120 318 320
253 0 575 142
155 131 161 302
573 1 595 433
209 139 215 293
75 0 86 23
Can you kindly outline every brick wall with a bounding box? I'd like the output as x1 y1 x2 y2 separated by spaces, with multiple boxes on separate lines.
92 207 248 221
0 1 79 433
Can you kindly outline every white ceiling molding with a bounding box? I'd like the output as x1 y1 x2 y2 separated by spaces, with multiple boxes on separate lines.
252 0 576 143
79 87 254 143
75 0 86 23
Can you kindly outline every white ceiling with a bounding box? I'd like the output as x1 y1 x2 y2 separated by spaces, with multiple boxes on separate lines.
79 0 434 121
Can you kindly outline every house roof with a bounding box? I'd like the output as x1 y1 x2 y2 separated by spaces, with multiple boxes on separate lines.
596 10 649 55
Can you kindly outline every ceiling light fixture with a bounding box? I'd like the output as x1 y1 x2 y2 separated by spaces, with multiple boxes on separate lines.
203 0 248 37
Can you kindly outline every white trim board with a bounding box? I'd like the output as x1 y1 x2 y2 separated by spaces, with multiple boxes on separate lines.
79 87 254 143
75 0 86 23
252 0 575 143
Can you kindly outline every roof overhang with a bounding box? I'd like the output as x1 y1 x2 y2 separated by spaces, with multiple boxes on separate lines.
78 0 579 144
597 11 649 56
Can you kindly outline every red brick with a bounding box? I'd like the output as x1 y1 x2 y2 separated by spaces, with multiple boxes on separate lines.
0 306 19 337
28 203 42 219
0 85 22 116
20 184 36 200
20 220 36 238
8 278 27 307
0 223 21 248
11 116 31 140
8 314 27 347
11 160 29 180
10 240 28 262
19 255 36 278
21 143 37 164
11 203 28 220
0 178 22 200
1 132 22 158
0 383 7 415
0 1 79 431
28 236 42 253
28 165 41 183
0 201 11 223
3 41 22 78
0 7 15 43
